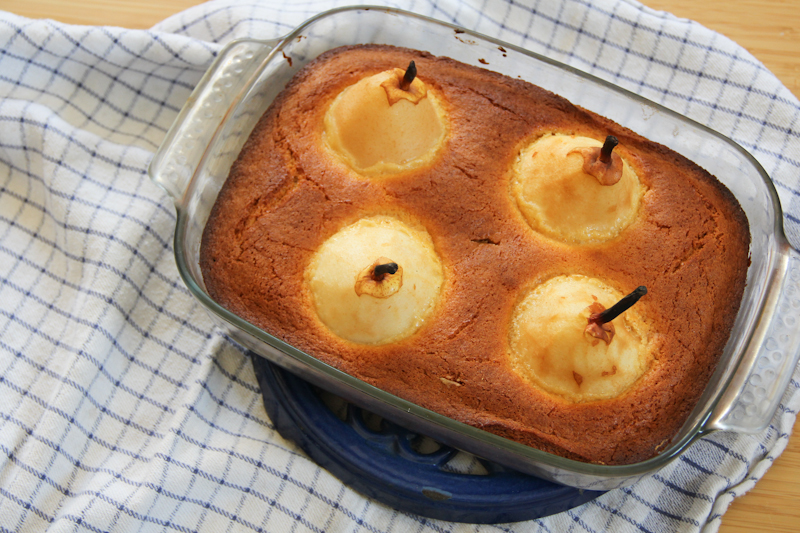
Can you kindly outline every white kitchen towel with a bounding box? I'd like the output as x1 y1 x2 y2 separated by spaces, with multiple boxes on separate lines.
1 0 798 532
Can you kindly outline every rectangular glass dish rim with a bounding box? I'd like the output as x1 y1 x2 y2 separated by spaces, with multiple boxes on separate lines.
167 5 784 478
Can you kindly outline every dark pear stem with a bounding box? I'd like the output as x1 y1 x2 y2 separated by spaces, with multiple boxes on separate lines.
594 286 647 324
400 61 417 91
373 262 399 279
599 135 619 164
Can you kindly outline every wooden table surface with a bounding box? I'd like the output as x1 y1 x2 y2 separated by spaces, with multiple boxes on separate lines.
1 1 798 531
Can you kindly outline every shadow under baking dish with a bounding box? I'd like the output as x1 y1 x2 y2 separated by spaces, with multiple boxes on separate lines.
252 354 605 523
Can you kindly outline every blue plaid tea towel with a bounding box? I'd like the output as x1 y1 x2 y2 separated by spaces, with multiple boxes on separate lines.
1 0 799 531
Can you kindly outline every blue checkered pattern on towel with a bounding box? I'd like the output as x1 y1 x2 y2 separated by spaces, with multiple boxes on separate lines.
0 0 798 531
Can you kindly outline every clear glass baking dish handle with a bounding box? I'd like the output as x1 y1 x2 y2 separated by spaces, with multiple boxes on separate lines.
149 39 277 201
708 243 800 433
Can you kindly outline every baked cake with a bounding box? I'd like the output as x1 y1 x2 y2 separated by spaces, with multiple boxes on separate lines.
199 44 750 465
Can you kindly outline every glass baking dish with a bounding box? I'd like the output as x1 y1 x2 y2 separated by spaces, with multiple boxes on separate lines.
148 6 800 491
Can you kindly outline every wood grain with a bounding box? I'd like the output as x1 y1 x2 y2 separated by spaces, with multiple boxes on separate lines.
2 1 798 531
645 0 799 98
1 0 202 28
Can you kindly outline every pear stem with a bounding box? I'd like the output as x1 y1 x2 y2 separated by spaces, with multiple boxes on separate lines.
373 262 399 280
599 135 619 164
593 286 647 324
400 61 417 91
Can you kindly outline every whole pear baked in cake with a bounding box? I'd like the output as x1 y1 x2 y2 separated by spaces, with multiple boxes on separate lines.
199 44 750 465
323 61 448 175
511 134 644 244
305 215 444 345
508 275 653 403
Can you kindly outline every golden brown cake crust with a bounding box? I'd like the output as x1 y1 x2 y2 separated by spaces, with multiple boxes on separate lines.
200 44 750 465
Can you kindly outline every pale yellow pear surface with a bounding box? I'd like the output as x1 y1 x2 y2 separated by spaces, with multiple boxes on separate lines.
323 69 446 175
511 134 644 244
305 216 444 345
509 275 652 402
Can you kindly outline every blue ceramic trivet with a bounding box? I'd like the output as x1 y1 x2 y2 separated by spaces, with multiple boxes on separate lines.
251 354 604 523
